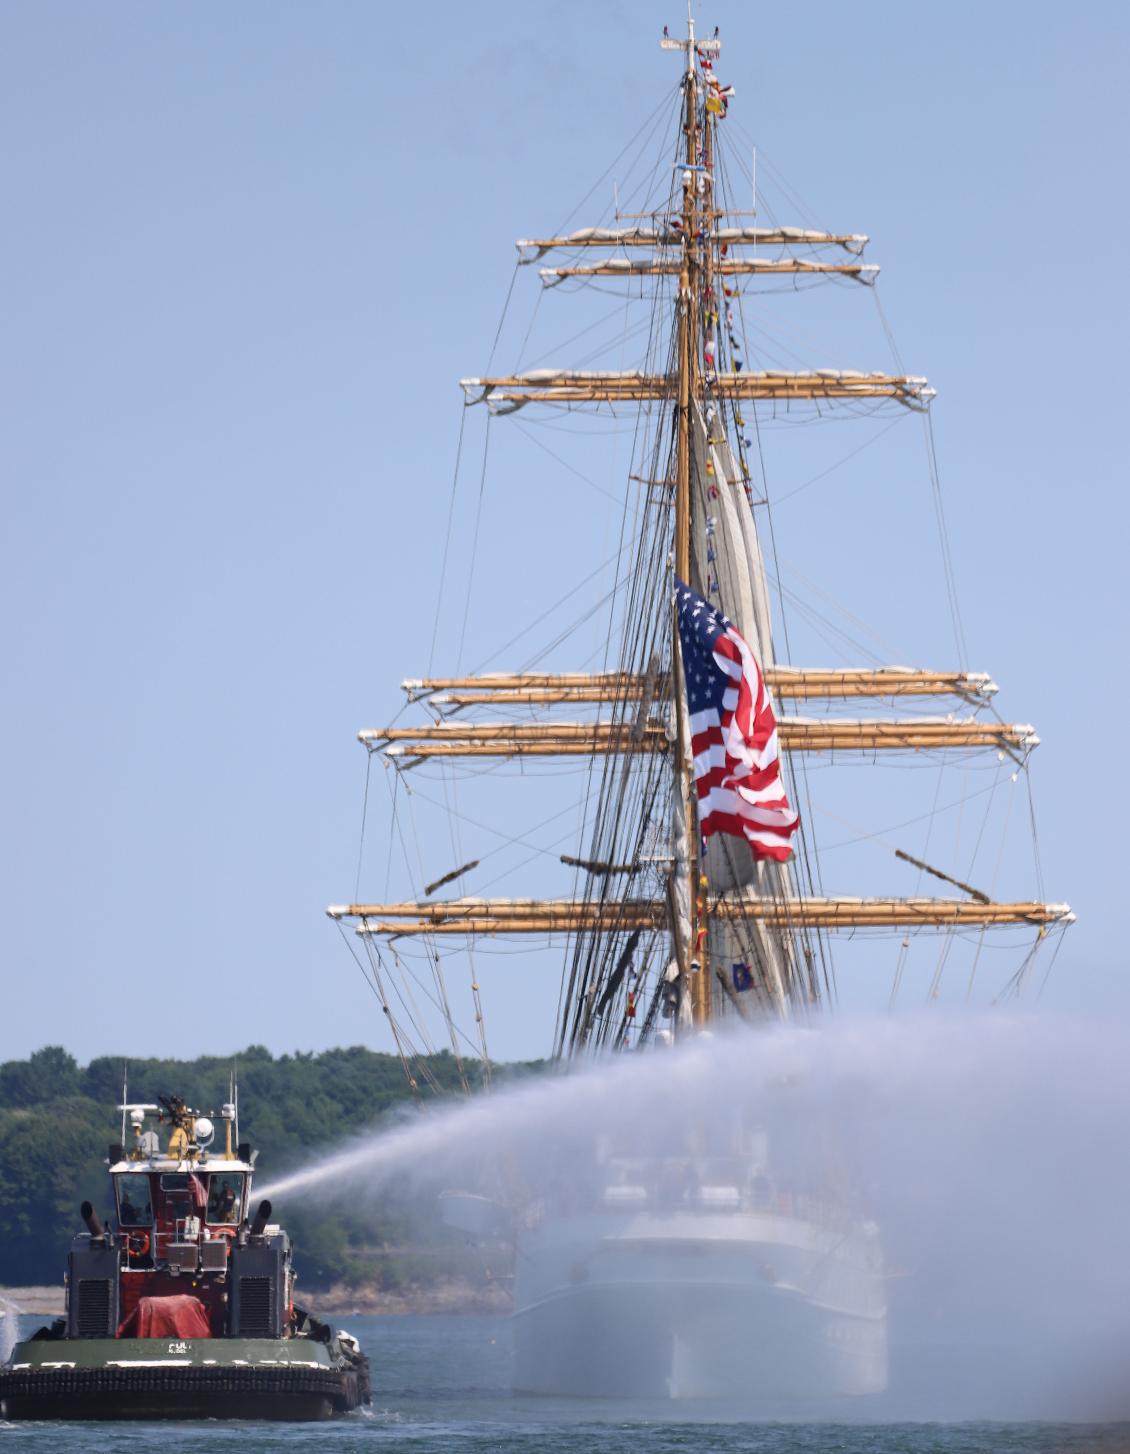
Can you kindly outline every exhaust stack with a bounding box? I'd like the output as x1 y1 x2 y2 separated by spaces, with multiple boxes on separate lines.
80 1201 105 1240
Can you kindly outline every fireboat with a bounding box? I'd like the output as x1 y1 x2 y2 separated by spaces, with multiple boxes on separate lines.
0 1091 370 1420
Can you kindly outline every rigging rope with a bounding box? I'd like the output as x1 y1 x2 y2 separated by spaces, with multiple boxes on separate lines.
348 57 1062 1081
455 415 493 671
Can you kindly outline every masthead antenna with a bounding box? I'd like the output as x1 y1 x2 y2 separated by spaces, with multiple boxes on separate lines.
661 6 718 71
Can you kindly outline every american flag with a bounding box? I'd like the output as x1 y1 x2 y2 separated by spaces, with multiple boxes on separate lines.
675 579 800 863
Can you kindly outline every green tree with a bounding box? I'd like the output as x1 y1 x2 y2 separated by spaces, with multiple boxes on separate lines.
0 1044 538 1290
0 1046 80 1108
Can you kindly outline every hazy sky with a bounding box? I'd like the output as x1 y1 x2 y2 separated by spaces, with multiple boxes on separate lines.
1 1 1126 1065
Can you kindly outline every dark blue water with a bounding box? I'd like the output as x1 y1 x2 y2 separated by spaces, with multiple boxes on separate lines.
3 1312 1129 1451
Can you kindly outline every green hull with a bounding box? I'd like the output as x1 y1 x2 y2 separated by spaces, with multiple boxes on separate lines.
0 1335 370 1421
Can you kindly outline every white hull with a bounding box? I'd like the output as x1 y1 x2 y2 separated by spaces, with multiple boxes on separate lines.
512 1208 887 1399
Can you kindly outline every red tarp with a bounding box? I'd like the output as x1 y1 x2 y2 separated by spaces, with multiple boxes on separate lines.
117 1294 212 1339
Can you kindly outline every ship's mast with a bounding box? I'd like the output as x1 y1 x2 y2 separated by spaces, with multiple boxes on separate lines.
673 8 710 1025
667 0 706 588
674 62 696 588
331 15 1074 1054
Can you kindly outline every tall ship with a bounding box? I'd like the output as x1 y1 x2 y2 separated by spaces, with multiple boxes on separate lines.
0 1092 370 1420
326 10 1072 1400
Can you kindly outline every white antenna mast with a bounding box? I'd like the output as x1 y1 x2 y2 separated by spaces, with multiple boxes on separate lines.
661 8 719 70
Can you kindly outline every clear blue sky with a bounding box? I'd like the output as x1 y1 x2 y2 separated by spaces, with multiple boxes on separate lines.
1 1 1125 1064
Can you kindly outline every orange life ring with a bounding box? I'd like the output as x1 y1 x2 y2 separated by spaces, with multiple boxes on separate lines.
212 1225 238 1240
126 1231 150 1259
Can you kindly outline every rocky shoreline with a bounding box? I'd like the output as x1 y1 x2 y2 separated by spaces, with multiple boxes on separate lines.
1 1278 513 1322
0 1287 64 1318
309 1277 513 1316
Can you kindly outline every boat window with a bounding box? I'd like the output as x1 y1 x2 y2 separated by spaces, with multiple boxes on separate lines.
160 1174 191 1191
207 1173 245 1224
116 1174 152 1227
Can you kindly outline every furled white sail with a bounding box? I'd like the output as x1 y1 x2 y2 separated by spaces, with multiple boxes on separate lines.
516 225 869 262
688 405 796 1013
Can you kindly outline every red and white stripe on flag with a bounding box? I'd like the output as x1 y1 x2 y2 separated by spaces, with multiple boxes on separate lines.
689 624 800 863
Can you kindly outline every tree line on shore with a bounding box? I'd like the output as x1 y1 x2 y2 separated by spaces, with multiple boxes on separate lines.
0 1044 538 1289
